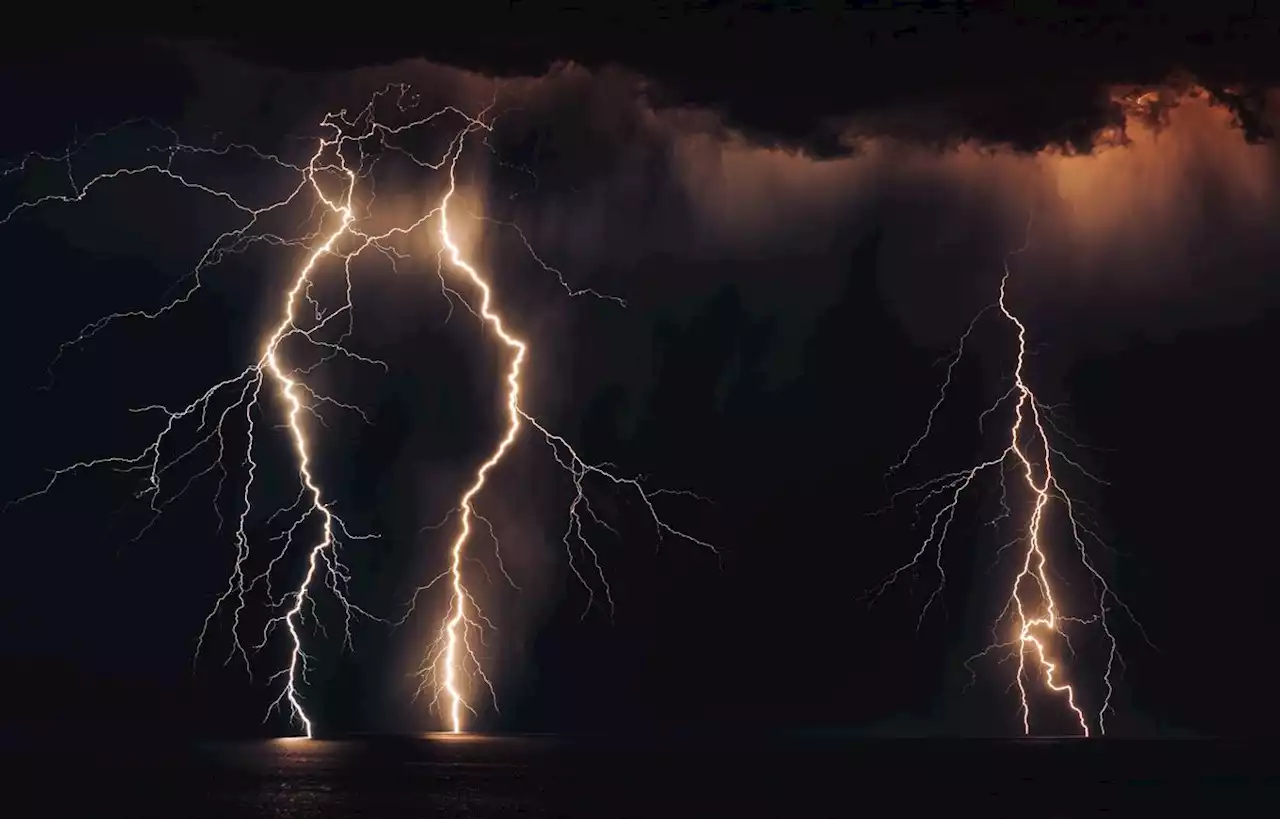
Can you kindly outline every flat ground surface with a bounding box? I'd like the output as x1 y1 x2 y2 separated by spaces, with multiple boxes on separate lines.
4 733 1275 817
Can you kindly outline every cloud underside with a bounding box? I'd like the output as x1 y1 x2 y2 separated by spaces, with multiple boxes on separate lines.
173 47 1280 344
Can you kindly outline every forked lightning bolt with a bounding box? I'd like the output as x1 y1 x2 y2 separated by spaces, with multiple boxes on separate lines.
869 210 1148 736
2 83 714 737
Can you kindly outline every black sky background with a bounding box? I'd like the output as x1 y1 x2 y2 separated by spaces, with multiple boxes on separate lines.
4 4 1280 740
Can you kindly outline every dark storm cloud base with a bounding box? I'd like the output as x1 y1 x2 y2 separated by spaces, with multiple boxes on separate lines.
196 5 1280 152
12 7 1280 152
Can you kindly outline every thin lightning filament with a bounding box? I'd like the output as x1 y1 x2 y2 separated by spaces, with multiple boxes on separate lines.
868 210 1148 736
3 85 715 738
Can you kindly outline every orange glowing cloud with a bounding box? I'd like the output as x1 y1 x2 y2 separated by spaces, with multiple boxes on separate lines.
171 48 1280 346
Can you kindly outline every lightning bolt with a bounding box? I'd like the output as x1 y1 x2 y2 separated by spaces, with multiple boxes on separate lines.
2 83 714 738
397 107 719 735
868 209 1149 737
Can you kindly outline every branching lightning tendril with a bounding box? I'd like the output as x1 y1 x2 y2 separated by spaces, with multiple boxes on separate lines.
3 84 714 737
867 210 1150 737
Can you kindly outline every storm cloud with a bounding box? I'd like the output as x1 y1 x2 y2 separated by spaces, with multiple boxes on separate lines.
170 31 1280 356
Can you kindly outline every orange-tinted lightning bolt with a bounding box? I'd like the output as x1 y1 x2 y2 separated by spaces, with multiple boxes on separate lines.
3 83 715 738
397 114 719 735
434 125 524 735
869 209 1149 736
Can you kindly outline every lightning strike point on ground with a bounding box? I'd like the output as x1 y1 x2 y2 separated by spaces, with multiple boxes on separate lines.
868 210 1149 737
2 84 716 737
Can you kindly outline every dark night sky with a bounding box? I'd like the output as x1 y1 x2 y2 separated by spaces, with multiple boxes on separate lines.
4 4 1280 741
